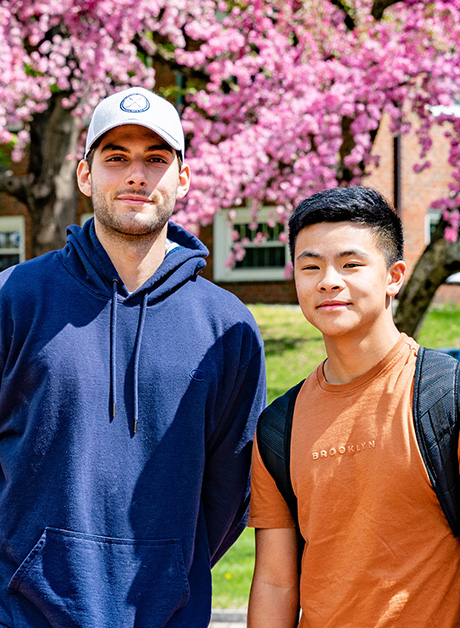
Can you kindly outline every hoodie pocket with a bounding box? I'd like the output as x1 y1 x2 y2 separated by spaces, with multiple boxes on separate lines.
8 527 190 628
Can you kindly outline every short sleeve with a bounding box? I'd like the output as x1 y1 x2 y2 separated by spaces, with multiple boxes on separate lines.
248 436 296 529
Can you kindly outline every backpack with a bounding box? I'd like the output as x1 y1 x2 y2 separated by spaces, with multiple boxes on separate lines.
257 346 460 538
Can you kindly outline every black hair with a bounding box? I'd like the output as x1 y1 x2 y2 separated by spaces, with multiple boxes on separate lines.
288 186 404 267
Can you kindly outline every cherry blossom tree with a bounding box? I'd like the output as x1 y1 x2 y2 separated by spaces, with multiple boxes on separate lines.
2 0 460 335
0 0 216 255
175 0 460 336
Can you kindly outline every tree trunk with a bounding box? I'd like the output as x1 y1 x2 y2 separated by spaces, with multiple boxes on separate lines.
0 93 80 258
394 216 460 338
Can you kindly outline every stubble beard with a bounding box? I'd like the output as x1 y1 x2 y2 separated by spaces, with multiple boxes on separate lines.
91 185 177 241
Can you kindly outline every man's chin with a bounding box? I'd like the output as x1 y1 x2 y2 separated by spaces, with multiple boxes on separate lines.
113 224 165 239
94 208 173 239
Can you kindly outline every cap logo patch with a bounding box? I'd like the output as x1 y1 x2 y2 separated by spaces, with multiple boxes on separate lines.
120 93 150 113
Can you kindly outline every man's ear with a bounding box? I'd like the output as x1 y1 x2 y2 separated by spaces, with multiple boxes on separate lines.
176 163 191 200
386 260 406 297
77 160 92 198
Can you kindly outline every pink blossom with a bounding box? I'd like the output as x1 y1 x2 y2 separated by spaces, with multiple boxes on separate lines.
444 226 459 243
283 262 293 280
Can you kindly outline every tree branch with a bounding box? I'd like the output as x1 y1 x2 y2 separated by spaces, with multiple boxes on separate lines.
394 216 460 337
371 0 405 20
337 115 380 183
134 35 242 95
134 35 210 86
330 0 356 30
0 168 32 205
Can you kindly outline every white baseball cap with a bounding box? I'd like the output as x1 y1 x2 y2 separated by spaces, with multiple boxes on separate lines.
84 87 185 160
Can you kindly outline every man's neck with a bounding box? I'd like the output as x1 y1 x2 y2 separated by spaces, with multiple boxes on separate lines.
95 222 168 292
322 321 401 385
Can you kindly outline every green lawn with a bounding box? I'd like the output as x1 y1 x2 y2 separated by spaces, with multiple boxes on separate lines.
211 302 460 610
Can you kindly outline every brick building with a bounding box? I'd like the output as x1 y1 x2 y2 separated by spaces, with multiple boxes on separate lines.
196 113 460 304
1 111 459 305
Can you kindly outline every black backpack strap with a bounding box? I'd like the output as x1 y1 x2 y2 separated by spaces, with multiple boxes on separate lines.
256 380 305 522
413 346 460 536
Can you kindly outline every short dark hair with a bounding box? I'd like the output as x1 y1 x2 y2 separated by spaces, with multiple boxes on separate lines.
288 186 404 267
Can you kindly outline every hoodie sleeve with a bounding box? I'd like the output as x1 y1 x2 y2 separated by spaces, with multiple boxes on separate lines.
202 339 267 566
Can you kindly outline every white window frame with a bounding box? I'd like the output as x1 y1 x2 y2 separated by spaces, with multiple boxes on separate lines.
0 216 25 269
213 206 289 282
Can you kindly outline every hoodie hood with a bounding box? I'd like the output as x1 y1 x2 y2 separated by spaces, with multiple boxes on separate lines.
59 218 209 434
60 218 208 303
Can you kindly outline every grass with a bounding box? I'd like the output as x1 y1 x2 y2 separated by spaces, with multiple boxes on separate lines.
249 304 326 403
417 303 460 349
210 527 256 609
211 301 460 610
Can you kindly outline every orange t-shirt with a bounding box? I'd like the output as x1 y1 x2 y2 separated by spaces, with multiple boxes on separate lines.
249 334 460 627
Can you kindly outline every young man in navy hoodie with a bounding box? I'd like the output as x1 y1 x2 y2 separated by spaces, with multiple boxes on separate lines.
0 87 266 627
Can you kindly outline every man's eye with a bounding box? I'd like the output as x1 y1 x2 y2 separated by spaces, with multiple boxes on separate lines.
344 262 361 268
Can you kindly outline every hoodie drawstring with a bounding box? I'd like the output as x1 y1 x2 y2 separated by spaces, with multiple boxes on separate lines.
132 292 148 434
111 280 118 420
110 280 148 435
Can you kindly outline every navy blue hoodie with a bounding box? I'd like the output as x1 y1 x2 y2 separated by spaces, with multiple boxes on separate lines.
0 219 266 628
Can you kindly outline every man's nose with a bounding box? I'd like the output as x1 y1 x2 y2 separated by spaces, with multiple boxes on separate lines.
318 267 344 291
126 160 147 187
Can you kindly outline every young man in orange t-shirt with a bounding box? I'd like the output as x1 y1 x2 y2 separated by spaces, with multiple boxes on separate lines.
248 186 460 627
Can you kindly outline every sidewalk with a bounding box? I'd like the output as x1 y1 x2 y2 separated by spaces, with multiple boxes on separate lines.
209 609 247 627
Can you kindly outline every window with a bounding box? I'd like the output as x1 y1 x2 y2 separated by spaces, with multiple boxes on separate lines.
425 209 440 244
0 216 25 271
213 207 289 282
